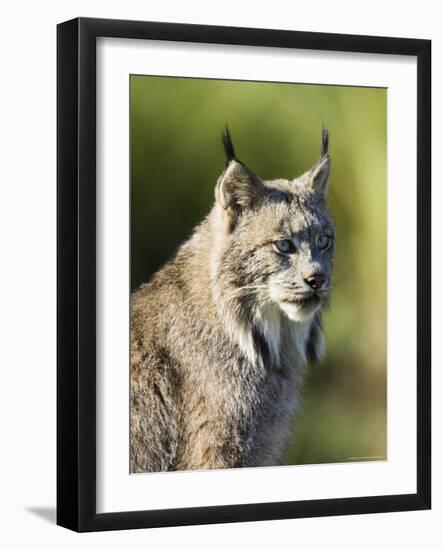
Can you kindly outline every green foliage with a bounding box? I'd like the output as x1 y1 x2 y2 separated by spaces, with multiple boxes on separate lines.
131 75 387 465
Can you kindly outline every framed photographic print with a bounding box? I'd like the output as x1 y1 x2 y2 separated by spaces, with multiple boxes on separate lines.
57 17 431 532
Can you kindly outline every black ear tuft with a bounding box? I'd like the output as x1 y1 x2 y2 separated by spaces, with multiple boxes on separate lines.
222 126 236 162
321 125 329 157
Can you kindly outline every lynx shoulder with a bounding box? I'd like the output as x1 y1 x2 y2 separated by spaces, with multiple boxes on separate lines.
131 128 335 472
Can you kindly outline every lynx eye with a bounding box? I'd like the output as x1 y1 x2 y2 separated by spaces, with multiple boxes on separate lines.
273 239 295 254
317 234 331 250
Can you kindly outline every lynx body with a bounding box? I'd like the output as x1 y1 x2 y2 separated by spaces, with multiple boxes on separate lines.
131 129 335 472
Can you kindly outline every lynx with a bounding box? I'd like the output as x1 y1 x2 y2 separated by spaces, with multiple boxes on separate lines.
130 128 335 472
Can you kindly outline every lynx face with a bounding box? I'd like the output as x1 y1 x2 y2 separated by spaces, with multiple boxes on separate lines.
214 128 334 325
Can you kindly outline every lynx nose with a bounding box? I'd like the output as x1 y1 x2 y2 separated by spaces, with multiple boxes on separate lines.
305 273 326 290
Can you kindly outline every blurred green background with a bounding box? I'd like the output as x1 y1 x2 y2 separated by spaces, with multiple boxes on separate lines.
130 75 387 466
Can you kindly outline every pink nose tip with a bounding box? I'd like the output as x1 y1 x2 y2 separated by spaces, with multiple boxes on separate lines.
305 273 326 290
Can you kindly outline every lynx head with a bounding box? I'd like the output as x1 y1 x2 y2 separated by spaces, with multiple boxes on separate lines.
212 127 335 333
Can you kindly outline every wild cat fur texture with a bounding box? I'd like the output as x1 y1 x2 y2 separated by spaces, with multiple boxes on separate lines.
131 127 335 472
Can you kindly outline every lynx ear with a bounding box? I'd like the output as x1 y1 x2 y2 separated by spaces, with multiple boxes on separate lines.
304 127 331 196
215 128 265 231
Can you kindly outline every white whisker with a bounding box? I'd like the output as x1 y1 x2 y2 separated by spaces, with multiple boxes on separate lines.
230 284 268 295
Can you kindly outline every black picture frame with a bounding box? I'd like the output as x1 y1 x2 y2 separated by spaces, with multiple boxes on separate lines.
57 17 431 532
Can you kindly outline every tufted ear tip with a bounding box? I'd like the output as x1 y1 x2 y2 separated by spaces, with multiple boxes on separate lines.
222 125 236 163
307 127 331 195
321 125 329 157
